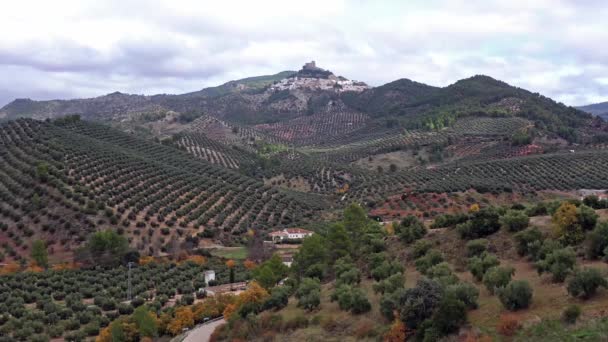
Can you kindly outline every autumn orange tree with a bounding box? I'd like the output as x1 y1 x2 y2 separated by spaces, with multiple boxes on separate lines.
384 318 406 342
184 255 206 266
97 306 159 341
167 306 195 335
223 281 269 320
25 262 44 273
0 262 20 275
244 259 257 270
97 318 138 342
192 293 236 322
138 256 155 265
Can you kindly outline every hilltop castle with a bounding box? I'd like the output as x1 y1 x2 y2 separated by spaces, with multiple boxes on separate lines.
302 61 322 71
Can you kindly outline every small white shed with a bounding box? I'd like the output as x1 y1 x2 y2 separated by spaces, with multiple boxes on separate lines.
204 270 216 284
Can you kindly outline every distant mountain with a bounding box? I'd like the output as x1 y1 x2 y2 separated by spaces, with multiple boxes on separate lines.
182 70 296 98
0 63 595 141
578 101 608 119
343 75 592 138
0 71 296 122
0 62 373 125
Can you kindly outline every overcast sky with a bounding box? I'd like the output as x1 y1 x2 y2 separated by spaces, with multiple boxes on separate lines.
1 0 607 107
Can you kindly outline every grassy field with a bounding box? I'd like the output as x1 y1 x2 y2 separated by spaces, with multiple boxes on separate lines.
209 247 248 260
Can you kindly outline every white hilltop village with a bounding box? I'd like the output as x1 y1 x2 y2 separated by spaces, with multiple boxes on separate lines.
270 61 370 93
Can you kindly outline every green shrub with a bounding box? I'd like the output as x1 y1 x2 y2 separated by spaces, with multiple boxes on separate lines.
431 213 468 228
296 278 321 311
117 303 133 315
373 272 405 294
64 318 81 331
131 297 145 308
349 288 371 314
83 321 100 336
483 266 514 294
371 261 403 281
48 325 64 338
446 282 480 309
399 278 443 329
337 268 361 286
500 210 530 232
498 280 533 310
263 286 291 311
457 207 501 239
397 216 427 243
100 299 117 311
432 292 467 335
415 249 444 274
411 240 433 259
536 247 576 282
466 239 488 257
514 227 543 257
577 204 598 231
587 222 608 259
64 329 85 342
379 288 407 321
425 262 459 286
567 267 608 299
468 252 499 281
562 305 581 324
331 284 354 311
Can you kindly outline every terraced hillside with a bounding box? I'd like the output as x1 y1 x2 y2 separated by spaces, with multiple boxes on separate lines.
173 132 258 169
254 111 370 145
349 149 608 204
0 118 323 264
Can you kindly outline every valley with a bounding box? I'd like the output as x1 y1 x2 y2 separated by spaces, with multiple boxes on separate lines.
1 61 608 342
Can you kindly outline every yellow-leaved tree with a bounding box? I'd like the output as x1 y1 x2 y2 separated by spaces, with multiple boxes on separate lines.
167 307 194 336
552 202 583 244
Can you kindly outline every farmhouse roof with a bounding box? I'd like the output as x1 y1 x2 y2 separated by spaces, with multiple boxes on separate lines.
284 228 313 234
268 228 313 236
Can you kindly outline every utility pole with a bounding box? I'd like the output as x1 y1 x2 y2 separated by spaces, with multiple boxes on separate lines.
127 261 134 301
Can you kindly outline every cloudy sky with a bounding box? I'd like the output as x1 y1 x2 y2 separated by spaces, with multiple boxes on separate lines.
1 0 607 107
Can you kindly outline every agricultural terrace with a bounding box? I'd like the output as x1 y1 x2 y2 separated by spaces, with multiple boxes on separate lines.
0 119 322 264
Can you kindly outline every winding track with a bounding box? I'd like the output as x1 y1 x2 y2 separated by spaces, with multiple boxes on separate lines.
183 317 226 342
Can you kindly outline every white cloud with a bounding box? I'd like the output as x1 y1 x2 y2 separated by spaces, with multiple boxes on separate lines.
0 0 607 106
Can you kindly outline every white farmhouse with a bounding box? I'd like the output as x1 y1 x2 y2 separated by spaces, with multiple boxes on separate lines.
268 228 314 243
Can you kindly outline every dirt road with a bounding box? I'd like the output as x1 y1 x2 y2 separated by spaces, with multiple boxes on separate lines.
183 318 226 342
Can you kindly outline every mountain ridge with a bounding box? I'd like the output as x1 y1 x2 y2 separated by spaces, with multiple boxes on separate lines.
578 101 608 119
0 64 596 143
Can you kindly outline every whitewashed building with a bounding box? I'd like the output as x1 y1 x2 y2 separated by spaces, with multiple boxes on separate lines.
203 270 216 284
268 228 314 243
